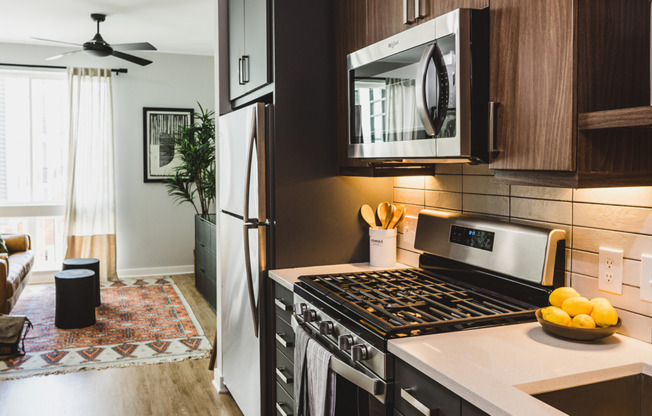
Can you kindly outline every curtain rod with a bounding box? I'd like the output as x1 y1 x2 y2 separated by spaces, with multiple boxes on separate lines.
0 63 128 75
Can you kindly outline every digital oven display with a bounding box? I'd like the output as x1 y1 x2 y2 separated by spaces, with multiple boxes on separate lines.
450 225 495 251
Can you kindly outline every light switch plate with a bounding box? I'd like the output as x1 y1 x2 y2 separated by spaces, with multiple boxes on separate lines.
598 247 623 295
640 254 652 303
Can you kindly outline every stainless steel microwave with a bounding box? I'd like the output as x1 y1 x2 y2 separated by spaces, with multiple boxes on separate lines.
348 8 489 163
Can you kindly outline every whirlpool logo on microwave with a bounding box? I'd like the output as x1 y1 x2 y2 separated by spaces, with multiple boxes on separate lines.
387 40 399 49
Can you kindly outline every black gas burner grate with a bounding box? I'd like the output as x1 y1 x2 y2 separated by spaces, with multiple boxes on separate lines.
298 268 539 338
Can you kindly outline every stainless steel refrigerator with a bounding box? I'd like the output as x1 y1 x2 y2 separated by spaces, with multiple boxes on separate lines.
217 99 392 416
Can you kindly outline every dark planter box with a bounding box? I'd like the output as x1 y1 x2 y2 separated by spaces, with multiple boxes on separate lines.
195 214 216 311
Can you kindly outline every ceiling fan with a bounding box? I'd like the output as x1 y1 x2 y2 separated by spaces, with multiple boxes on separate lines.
35 13 156 66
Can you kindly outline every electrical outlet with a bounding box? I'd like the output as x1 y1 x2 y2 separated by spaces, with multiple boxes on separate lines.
401 215 418 245
598 247 623 295
640 254 652 303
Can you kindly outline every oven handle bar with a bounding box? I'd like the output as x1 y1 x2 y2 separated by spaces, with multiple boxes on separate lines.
291 315 386 400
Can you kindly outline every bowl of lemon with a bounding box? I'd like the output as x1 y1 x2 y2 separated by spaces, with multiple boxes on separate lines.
535 287 621 341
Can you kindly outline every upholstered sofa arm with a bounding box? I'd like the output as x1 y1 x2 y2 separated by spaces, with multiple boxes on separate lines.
0 255 7 307
1 233 31 252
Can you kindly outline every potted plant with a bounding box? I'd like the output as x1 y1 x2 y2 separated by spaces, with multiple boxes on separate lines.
165 103 217 309
164 103 216 220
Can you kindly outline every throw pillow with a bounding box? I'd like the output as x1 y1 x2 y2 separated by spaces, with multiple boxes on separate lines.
0 235 7 254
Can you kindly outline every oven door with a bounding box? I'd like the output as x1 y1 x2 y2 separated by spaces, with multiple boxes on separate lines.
291 316 392 416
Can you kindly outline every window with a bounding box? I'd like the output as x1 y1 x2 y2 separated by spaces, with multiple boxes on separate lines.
0 69 68 271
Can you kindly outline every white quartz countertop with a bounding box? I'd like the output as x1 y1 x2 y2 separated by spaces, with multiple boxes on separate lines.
268 262 410 291
389 322 652 415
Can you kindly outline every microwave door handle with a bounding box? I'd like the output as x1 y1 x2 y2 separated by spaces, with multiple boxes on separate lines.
243 222 260 337
416 42 449 136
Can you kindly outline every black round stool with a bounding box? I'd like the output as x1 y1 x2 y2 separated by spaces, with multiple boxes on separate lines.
54 269 96 329
62 258 101 306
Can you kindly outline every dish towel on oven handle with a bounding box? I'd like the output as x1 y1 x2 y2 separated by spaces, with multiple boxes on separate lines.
306 338 336 416
293 325 337 416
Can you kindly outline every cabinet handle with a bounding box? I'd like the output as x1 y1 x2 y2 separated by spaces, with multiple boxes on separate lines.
401 388 437 416
488 101 501 156
403 0 414 24
276 332 294 348
415 0 424 19
238 56 245 85
275 298 292 312
276 402 293 416
242 55 250 83
276 367 294 384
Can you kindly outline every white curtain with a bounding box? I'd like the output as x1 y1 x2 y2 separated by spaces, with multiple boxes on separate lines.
64 67 117 281
385 78 419 142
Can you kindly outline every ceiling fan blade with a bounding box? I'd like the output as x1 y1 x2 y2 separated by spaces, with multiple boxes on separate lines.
112 42 157 51
46 49 85 61
112 50 152 66
33 37 82 47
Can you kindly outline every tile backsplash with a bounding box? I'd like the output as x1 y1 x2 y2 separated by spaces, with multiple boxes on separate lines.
393 165 652 343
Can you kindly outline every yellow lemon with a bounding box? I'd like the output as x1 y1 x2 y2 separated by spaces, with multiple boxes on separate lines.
590 297 612 308
591 304 619 328
543 307 572 326
549 287 580 307
571 314 596 328
561 296 593 317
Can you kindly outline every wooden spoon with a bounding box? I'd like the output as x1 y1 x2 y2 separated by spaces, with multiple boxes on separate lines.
360 204 377 229
377 202 391 229
383 204 396 229
387 204 406 229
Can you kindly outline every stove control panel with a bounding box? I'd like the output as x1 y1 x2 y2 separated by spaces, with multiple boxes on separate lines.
292 295 389 380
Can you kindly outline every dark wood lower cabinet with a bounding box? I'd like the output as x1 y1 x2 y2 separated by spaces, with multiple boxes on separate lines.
273 282 296 416
395 358 489 416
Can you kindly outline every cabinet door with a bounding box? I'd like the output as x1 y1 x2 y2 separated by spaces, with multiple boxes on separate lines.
425 0 488 22
488 0 575 171
366 0 410 44
229 0 247 100
395 358 461 416
243 0 269 92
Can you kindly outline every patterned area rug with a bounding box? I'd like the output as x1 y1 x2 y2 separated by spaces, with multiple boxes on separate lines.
0 277 211 380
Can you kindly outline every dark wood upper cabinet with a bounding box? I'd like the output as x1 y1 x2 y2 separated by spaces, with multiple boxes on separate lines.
427 0 488 22
491 0 652 188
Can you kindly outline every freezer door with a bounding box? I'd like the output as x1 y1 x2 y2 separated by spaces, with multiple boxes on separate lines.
219 212 261 416
218 102 266 221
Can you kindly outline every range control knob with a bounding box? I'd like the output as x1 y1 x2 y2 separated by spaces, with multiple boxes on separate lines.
319 321 334 335
303 309 317 323
293 303 306 316
338 334 354 351
351 344 369 362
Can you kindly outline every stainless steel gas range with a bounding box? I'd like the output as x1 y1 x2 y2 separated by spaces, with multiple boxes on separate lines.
291 210 567 415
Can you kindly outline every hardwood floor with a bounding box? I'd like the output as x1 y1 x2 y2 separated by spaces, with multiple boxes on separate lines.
0 274 243 416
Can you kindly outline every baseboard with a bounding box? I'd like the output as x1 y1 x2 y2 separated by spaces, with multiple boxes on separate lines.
117 265 194 278
29 270 56 285
212 370 229 394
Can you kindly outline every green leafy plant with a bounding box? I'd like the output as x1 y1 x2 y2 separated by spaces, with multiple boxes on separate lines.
165 103 215 219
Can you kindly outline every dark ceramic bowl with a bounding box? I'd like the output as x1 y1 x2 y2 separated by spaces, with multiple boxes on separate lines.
535 308 622 341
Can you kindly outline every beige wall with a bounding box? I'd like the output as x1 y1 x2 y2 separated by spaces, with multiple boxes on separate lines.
393 165 652 343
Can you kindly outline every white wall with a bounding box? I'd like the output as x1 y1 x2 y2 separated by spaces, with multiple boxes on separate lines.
0 43 215 277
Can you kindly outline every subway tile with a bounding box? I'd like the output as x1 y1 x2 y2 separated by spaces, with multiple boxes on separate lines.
462 164 494 175
510 197 572 224
509 217 572 247
511 185 572 201
394 176 425 189
462 194 509 217
573 203 652 235
425 175 462 192
393 188 425 206
434 165 463 174
574 187 652 207
402 204 424 218
611 309 652 343
462 175 509 196
571 273 652 317
571 250 642 287
425 191 462 211
572 227 652 261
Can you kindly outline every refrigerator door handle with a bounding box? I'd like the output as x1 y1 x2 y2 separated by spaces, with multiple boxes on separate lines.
243 108 258 224
243 222 260 337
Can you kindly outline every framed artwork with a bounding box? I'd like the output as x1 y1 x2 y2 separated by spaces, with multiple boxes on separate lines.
143 107 194 182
